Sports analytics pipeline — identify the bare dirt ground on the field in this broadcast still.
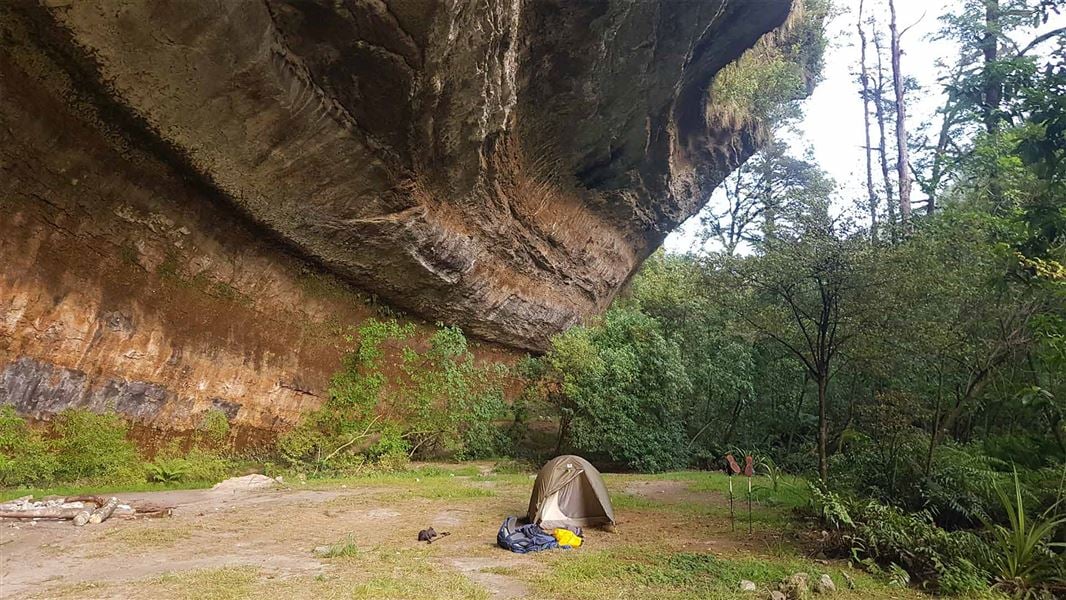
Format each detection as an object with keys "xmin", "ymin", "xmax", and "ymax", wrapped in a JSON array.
[{"xmin": 0, "ymin": 467, "xmax": 902, "ymax": 600}]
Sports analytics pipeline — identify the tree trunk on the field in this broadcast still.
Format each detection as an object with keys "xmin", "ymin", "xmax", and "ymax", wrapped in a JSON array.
[
  {"xmin": 555, "ymin": 415, "xmax": 570, "ymax": 455},
  {"xmin": 858, "ymin": 0, "xmax": 879, "ymax": 239},
  {"xmin": 888, "ymin": 0, "xmax": 912, "ymax": 222},
  {"xmin": 873, "ymin": 27, "xmax": 897, "ymax": 234},
  {"xmin": 982, "ymin": 0, "xmax": 1001, "ymax": 134},
  {"xmin": 721, "ymin": 390, "xmax": 746, "ymax": 445},
  {"xmin": 785, "ymin": 373, "xmax": 808, "ymax": 455},
  {"xmin": 817, "ymin": 375, "xmax": 829, "ymax": 484}
]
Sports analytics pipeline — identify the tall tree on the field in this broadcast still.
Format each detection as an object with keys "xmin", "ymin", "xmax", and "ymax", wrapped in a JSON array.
[
  {"xmin": 982, "ymin": 0, "xmax": 1003, "ymax": 134},
  {"xmin": 872, "ymin": 25, "xmax": 898, "ymax": 231},
  {"xmin": 698, "ymin": 140, "xmax": 834, "ymax": 255},
  {"xmin": 722, "ymin": 214, "xmax": 886, "ymax": 483},
  {"xmin": 858, "ymin": 0, "xmax": 880, "ymax": 238},
  {"xmin": 888, "ymin": 0, "xmax": 913, "ymax": 221}
]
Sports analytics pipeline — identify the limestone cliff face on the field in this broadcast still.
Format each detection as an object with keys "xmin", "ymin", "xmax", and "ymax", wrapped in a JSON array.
[{"xmin": 0, "ymin": 1, "xmax": 800, "ymax": 436}]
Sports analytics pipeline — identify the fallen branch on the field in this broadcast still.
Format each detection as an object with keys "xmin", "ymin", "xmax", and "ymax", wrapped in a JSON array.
[{"xmin": 320, "ymin": 415, "xmax": 381, "ymax": 465}]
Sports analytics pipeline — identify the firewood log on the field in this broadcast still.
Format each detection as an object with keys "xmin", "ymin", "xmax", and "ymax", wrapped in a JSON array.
[
  {"xmin": 0, "ymin": 507, "xmax": 85, "ymax": 519},
  {"xmin": 88, "ymin": 497, "xmax": 119, "ymax": 524}
]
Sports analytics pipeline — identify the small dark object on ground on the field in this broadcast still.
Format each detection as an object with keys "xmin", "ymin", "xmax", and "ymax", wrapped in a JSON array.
[{"xmin": 417, "ymin": 527, "xmax": 450, "ymax": 543}]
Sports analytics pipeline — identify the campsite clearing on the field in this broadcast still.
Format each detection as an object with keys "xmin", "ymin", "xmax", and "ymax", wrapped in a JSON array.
[{"xmin": 2, "ymin": 464, "xmax": 928, "ymax": 599}]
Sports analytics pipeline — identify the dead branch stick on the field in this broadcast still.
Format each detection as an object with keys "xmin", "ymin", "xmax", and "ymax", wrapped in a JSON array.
[{"xmin": 321, "ymin": 415, "xmax": 381, "ymax": 464}]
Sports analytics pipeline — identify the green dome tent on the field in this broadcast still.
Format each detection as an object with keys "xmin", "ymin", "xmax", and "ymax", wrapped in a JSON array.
[{"xmin": 527, "ymin": 455, "xmax": 615, "ymax": 529}]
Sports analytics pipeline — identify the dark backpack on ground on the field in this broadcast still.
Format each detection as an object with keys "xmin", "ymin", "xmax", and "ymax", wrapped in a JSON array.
[{"xmin": 496, "ymin": 516, "xmax": 560, "ymax": 554}]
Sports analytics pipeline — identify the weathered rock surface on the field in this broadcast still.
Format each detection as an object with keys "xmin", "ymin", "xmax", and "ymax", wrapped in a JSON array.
[
  {"xmin": 0, "ymin": 1, "xmax": 809, "ymax": 434},
  {"xmin": 2, "ymin": 0, "xmax": 800, "ymax": 350}
]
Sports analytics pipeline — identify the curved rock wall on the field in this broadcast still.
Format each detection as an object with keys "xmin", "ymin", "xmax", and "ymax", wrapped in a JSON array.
[{"xmin": 0, "ymin": 1, "xmax": 800, "ymax": 436}]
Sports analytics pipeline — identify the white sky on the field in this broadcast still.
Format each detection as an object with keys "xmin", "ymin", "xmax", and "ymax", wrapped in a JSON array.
[{"xmin": 664, "ymin": 0, "xmax": 1065, "ymax": 253}]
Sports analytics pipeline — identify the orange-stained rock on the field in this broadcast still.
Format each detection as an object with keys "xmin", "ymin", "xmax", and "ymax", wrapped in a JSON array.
[{"xmin": 0, "ymin": 0, "xmax": 807, "ymax": 435}]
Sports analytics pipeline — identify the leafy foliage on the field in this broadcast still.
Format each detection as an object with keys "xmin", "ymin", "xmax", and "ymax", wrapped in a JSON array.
[
  {"xmin": 0, "ymin": 406, "xmax": 58, "ymax": 486},
  {"xmin": 982, "ymin": 469, "xmax": 1066, "ymax": 597},
  {"xmin": 49, "ymin": 409, "xmax": 143, "ymax": 484},
  {"xmin": 278, "ymin": 319, "xmax": 510, "ymax": 474},
  {"xmin": 809, "ymin": 486, "xmax": 991, "ymax": 595},
  {"xmin": 528, "ymin": 308, "xmax": 690, "ymax": 472}
]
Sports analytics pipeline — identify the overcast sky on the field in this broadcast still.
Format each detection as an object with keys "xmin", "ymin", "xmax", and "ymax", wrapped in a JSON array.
[{"xmin": 664, "ymin": 0, "xmax": 1065, "ymax": 253}]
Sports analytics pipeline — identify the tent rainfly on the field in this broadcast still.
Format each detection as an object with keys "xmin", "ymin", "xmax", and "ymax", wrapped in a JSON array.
[{"xmin": 527, "ymin": 455, "xmax": 615, "ymax": 529}]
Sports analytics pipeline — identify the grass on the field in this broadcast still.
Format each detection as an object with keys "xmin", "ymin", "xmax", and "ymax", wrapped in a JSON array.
[
  {"xmin": 351, "ymin": 570, "xmax": 490, "ymax": 600},
  {"xmin": 397, "ymin": 480, "xmax": 498, "ymax": 500},
  {"xmin": 104, "ymin": 523, "xmax": 194, "ymax": 550},
  {"xmin": 151, "ymin": 567, "xmax": 259, "ymax": 600},
  {"xmin": 39, "ymin": 567, "xmax": 259, "ymax": 600},
  {"xmin": 0, "ymin": 479, "xmax": 216, "ymax": 502},
  {"xmin": 527, "ymin": 545, "xmax": 926, "ymax": 600},
  {"xmin": 316, "ymin": 534, "xmax": 362, "ymax": 558}
]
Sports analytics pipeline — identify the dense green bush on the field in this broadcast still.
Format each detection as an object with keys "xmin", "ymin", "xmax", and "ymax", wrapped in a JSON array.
[
  {"xmin": 530, "ymin": 308, "xmax": 691, "ymax": 472},
  {"xmin": 0, "ymin": 406, "xmax": 58, "ymax": 486},
  {"xmin": 278, "ymin": 319, "xmax": 511, "ymax": 474},
  {"xmin": 833, "ymin": 431, "xmax": 1006, "ymax": 527},
  {"xmin": 50, "ymin": 409, "xmax": 143, "ymax": 484},
  {"xmin": 0, "ymin": 406, "xmax": 241, "ymax": 488},
  {"xmin": 809, "ymin": 485, "xmax": 991, "ymax": 595}
]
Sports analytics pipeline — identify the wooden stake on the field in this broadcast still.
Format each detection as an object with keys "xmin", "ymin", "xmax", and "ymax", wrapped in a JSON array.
[
  {"xmin": 747, "ymin": 476, "xmax": 753, "ymax": 535},
  {"xmin": 728, "ymin": 476, "xmax": 735, "ymax": 532}
]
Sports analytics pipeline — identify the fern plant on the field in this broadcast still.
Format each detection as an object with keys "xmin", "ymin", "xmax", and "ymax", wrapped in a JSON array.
[
  {"xmin": 982, "ymin": 468, "xmax": 1066, "ymax": 598},
  {"xmin": 146, "ymin": 458, "xmax": 189, "ymax": 483}
]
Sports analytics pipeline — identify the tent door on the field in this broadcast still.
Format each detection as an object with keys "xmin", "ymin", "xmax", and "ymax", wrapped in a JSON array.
[{"xmin": 540, "ymin": 491, "xmax": 569, "ymax": 524}]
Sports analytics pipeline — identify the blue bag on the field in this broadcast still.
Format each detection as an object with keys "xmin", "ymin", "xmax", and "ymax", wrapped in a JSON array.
[{"xmin": 496, "ymin": 516, "xmax": 561, "ymax": 554}]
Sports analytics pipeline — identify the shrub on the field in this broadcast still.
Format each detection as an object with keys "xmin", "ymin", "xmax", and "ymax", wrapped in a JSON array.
[
  {"xmin": 195, "ymin": 409, "xmax": 231, "ymax": 451},
  {"xmin": 532, "ymin": 308, "xmax": 691, "ymax": 472},
  {"xmin": 278, "ymin": 319, "xmax": 511, "ymax": 475},
  {"xmin": 50, "ymin": 409, "xmax": 143, "ymax": 484},
  {"xmin": 0, "ymin": 406, "xmax": 58, "ymax": 486},
  {"xmin": 398, "ymin": 325, "xmax": 510, "ymax": 459},
  {"xmin": 982, "ymin": 469, "xmax": 1066, "ymax": 598},
  {"xmin": 809, "ymin": 485, "xmax": 991, "ymax": 595},
  {"xmin": 832, "ymin": 430, "xmax": 1005, "ymax": 527},
  {"xmin": 148, "ymin": 444, "xmax": 232, "ymax": 484},
  {"xmin": 146, "ymin": 457, "xmax": 189, "ymax": 483}
]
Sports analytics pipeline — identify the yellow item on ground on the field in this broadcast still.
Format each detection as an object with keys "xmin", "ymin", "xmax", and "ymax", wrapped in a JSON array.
[{"xmin": 552, "ymin": 528, "xmax": 583, "ymax": 548}]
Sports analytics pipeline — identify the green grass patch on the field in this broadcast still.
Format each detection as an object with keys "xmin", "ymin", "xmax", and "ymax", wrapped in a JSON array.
[
  {"xmin": 529, "ymin": 545, "xmax": 923, "ymax": 600},
  {"xmin": 612, "ymin": 492, "xmax": 670, "ymax": 510},
  {"xmin": 0, "ymin": 479, "xmax": 215, "ymax": 502},
  {"xmin": 316, "ymin": 534, "xmax": 362, "ymax": 559},
  {"xmin": 396, "ymin": 479, "xmax": 497, "ymax": 500},
  {"xmin": 104, "ymin": 523, "xmax": 194, "ymax": 549},
  {"xmin": 151, "ymin": 566, "xmax": 259, "ymax": 600}
]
